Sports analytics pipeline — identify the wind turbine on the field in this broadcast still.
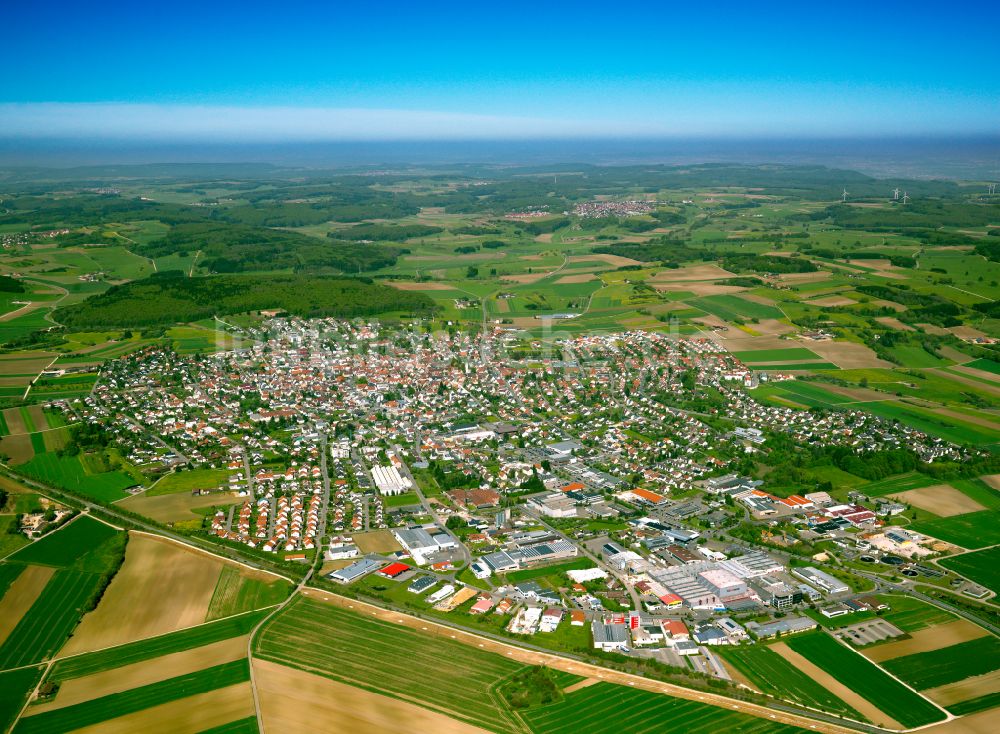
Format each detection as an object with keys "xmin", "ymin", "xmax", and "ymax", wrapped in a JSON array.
[
  {"xmin": 892, "ymin": 187, "xmax": 900, "ymax": 201},
  {"xmin": 989, "ymin": 183, "xmax": 997, "ymax": 195},
  {"xmin": 841, "ymin": 188, "xmax": 849, "ymax": 203},
  {"xmin": 902, "ymin": 191, "xmax": 910, "ymax": 205}
]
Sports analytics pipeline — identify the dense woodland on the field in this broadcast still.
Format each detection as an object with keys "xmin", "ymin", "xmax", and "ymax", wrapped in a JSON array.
[{"xmin": 57, "ymin": 273, "xmax": 435, "ymax": 328}]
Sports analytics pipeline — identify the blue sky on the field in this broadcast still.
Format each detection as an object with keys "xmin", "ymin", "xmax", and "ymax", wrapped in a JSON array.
[{"xmin": 1, "ymin": 1, "xmax": 997, "ymax": 140}]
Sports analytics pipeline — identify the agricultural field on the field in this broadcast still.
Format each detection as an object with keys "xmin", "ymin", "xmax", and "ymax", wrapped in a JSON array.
[
  {"xmin": 783, "ymin": 632, "xmax": 946, "ymax": 728},
  {"xmin": 0, "ymin": 517, "xmax": 126, "ymax": 673},
  {"xmin": 61, "ymin": 532, "xmax": 290, "ymax": 655},
  {"xmin": 881, "ymin": 637, "xmax": 1000, "ymax": 690},
  {"xmin": 147, "ymin": 467, "xmax": 233, "ymax": 496},
  {"xmin": 519, "ymin": 682, "xmax": 809, "ymax": 734},
  {"xmin": 254, "ymin": 595, "xmax": 526, "ymax": 733},
  {"xmin": 717, "ymin": 644, "xmax": 860, "ymax": 718},
  {"xmin": 938, "ymin": 546, "xmax": 1000, "ymax": 594},
  {"xmin": 14, "ymin": 659, "xmax": 252, "ymax": 734}
]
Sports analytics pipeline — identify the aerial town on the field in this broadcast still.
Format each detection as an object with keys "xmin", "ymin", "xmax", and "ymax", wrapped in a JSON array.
[{"xmin": 54, "ymin": 317, "xmax": 984, "ymax": 683}]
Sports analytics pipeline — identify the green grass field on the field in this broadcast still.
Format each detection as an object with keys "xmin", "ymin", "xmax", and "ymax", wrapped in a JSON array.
[
  {"xmin": 8, "ymin": 516, "xmax": 118, "ymax": 568},
  {"xmin": 784, "ymin": 632, "xmax": 946, "ymax": 728},
  {"xmin": 879, "ymin": 596, "xmax": 956, "ymax": 632},
  {"xmin": 0, "ymin": 562, "xmax": 25, "ymax": 596},
  {"xmin": 48, "ymin": 608, "xmax": 268, "ymax": 683},
  {"xmin": 947, "ymin": 692, "xmax": 1000, "ymax": 716},
  {"xmin": 965, "ymin": 358, "xmax": 1000, "ymax": 375},
  {"xmin": 717, "ymin": 645, "xmax": 860, "ymax": 718},
  {"xmin": 882, "ymin": 637, "xmax": 1000, "ymax": 690},
  {"xmin": 148, "ymin": 467, "xmax": 232, "ymax": 497},
  {"xmin": 0, "ymin": 570, "xmax": 103, "ymax": 668},
  {"xmin": 688, "ymin": 294, "xmax": 784, "ymax": 322},
  {"xmin": 731, "ymin": 348, "xmax": 822, "ymax": 363},
  {"xmin": 520, "ymin": 682, "xmax": 810, "ymax": 734},
  {"xmin": 13, "ymin": 660, "xmax": 250, "ymax": 734},
  {"xmin": 859, "ymin": 472, "xmax": 939, "ymax": 497},
  {"xmin": 501, "ymin": 558, "xmax": 597, "ymax": 584},
  {"xmin": 909, "ymin": 510, "xmax": 1000, "ymax": 549},
  {"xmin": 0, "ymin": 666, "xmax": 44, "ymax": 734},
  {"xmin": 254, "ymin": 596, "xmax": 525, "ymax": 733},
  {"xmin": 205, "ymin": 567, "xmax": 290, "ymax": 621},
  {"xmin": 938, "ymin": 546, "xmax": 1000, "ymax": 594},
  {"xmin": 17, "ymin": 453, "xmax": 136, "ymax": 502},
  {"xmin": 855, "ymin": 401, "xmax": 1000, "ymax": 446},
  {"xmin": 196, "ymin": 717, "xmax": 260, "ymax": 734}
]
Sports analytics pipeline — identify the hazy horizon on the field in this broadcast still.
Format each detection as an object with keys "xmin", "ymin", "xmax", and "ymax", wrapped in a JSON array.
[{"xmin": 1, "ymin": 136, "xmax": 998, "ymax": 181}]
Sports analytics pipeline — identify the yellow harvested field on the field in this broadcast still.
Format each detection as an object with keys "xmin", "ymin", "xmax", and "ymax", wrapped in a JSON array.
[
  {"xmin": 385, "ymin": 281, "xmax": 457, "ymax": 291},
  {"xmin": 0, "ymin": 356, "xmax": 56, "ymax": 379},
  {"xmin": 567, "ymin": 253, "xmax": 643, "ymax": 267},
  {"xmin": 25, "ymin": 405, "xmax": 48, "ymax": 431},
  {"xmin": 118, "ymin": 491, "xmax": 240, "ymax": 524},
  {"xmin": 981, "ymin": 474, "xmax": 1000, "ymax": 490},
  {"xmin": 353, "ymin": 529, "xmax": 403, "ymax": 554},
  {"xmin": 776, "ymin": 271, "xmax": 832, "ymax": 283},
  {"xmin": 890, "ymin": 486, "xmax": 987, "ymax": 518},
  {"xmin": 0, "ymin": 565, "xmax": 55, "ymax": 646},
  {"xmin": 807, "ymin": 295, "xmax": 856, "ymax": 307},
  {"xmin": 925, "ymin": 669, "xmax": 1000, "ymax": 707},
  {"xmin": 864, "ymin": 620, "xmax": 989, "ymax": 662},
  {"xmin": 798, "ymin": 340, "xmax": 893, "ymax": 369},
  {"xmin": 949, "ymin": 325, "xmax": 988, "ymax": 339},
  {"xmin": 562, "ymin": 678, "xmax": 601, "ymax": 694},
  {"xmin": 752, "ymin": 319, "xmax": 795, "ymax": 336},
  {"xmin": 649, "ymin": 264, "xmax": 736, "ymax": 281},
  {"xmin": 254, "ymin": 658, "xmax": 491, "ymax": 734},
  {"xmin": 554, "ymin": 273, "xmax": 598, "ymax": 284},
  {"xmin": 0, "ymin": 303, "xmax": 47, "ymax": 322},
  {"xmin": 875, "ymin": 317, "xmax": 915, "ymax": 331},
  {"xmin": 61, "ymin": 533, "xmax": 225, "ymax": 654},
  {"xmin": 2, "ymin": 407, "xmax": 28, "ymax": 435},
  {"xmin": 950, "ymin": 363, "xmax": 1000, "ymax": 384},
  {"xmin": 501, "ymin": 270, "xmax": 556, "ymax": 283},
  {"xmin": 69, "ymin": 682, "xmax": 254, "ymax": 734},
  {"xmin": 0, "ymin": 433, "xmax": 35, "ymax": 465},
  {"xmin": 916, "ymin": 323, "xmax": 951, "ymax": 335},
  {"xmin": 27, "ymin": 636, "xmax": 249, "ymax": 714},
  {"xmin": 654, "ymin": 283, "xmax": 745, "ymax": 296},
  {"xmin": 770, "ymin": 642, "xmax": 903, "ymax": 730},
  {"xmin": 923, "ymin": 705, "xmax": 1000, "ymax": 734}
]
